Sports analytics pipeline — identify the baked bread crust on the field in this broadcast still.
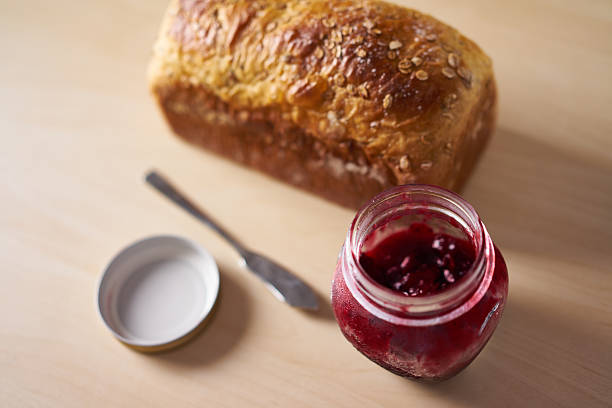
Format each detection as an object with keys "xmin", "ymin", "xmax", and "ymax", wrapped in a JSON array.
[{"xmin": 148, "ymin": 0, "xmax": 497, "ymax": 208}]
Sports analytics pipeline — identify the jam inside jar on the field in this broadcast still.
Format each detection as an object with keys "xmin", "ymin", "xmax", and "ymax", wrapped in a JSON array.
[{"xmin": 331, "ymin": 185, "xmax": 508, "ymax": 381}]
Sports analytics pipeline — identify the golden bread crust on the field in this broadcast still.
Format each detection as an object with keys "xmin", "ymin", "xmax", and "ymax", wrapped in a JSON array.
[{"xmin": 149, "ymin": 0, "xmax": 497, "ymax": 208}]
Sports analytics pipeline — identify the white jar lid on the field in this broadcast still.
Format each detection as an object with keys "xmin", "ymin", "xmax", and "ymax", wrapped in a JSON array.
[{"xmin": 97, "ymin": 235, "xmax": 219, "ymax": 352}]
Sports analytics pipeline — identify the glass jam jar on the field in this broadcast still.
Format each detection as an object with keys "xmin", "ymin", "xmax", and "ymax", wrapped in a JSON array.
[{"xmin": 332, "ymin": 185, "xmax": 508, "ymax": 381}]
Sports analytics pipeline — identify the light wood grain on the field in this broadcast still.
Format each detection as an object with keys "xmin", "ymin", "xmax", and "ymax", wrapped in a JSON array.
[{"xmin": 1, "ymin": 0, "xmax": 611, "ymax": 407}]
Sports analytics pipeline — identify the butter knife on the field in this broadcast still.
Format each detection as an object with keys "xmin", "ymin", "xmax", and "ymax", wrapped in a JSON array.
[{"xmin": 145, "ymin": 170, "xmax": 319, "ymax": 311}]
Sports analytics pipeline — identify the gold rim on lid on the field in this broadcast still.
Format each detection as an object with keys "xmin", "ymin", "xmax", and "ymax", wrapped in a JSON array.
[{"xmin": 97, "ymin": 235, "xmax": 220, "ymax": 352}]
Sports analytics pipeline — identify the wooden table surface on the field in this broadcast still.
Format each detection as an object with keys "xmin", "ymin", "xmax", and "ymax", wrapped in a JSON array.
[{"xmin": 2, "ymin": 0, "xmax": 611, "ymax": 406}]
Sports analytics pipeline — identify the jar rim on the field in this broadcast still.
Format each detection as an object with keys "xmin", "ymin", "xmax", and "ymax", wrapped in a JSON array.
[{"xmin": 346, "ymin": 184, "xmax": 492, "ymax": 317}]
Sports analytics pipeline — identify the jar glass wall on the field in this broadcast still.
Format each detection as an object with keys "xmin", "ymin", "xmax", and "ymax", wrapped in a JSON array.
[{"xmin": 331, "ymin": 185, "xmax": 508, "ymax": 381}]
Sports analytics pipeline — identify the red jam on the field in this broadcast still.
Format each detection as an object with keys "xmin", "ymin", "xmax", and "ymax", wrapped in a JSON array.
[
  {"xmin": 331, "ymin": 185, "xmax": 509, "ymax": 381},
  {"xmin": 359, "ymin": 223, "xmax": 475, "ymax": 296}
]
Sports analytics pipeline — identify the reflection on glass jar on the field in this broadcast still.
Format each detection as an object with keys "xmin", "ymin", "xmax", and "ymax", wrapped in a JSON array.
[{"xmin": 332, "ymin": 185, "xmax": 508, "ymax": 381}]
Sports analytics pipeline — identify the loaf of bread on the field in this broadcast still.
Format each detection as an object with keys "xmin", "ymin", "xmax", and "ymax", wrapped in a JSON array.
[{"xmin": 148, "ymin": 0, "xmax": 496, "ymax": 208}]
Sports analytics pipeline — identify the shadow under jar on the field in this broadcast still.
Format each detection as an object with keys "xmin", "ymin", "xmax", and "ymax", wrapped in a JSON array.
[{"xmin": 332, "ymin": 185, "xmax": 508, "ymax": 381}]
